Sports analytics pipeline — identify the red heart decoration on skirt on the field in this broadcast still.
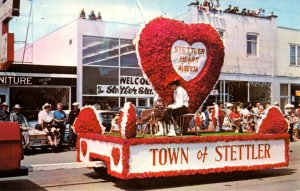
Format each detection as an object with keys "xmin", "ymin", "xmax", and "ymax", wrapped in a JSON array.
[
  {"xmin": 111, "ymin": 146, "xmax": 121, "ymax": 166},
  {"xmin": 137, "ymin": 17, "xmax": 224, "ymax": 112},
  {"xmin": 81, "ymin": 140, "xmax": 88, "ymax": 157}
]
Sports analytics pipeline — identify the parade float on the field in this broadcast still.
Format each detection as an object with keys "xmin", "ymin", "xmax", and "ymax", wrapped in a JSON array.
[{"xmin": 75, "ymin": 17, "xmax": 289, "ymax": 180}]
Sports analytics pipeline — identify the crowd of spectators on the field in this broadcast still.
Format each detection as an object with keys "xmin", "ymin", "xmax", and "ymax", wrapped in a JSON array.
[
  {"xmin": 224, "ymin": 5, "xmax": 271, "ymax": 17},
  {"xmin": 79, "ymin": 8, "xmax": 102, "ymax": 21},
  {"xmin": 189, "ymin": 101, "xmax": 299, "ymax": 142},
  {"xmin": 0, "ymin": 102, "xmax": 80, "ymax": 152},
  {"xmin": 188, "ymin": 0, "xmax": 275, "ymax": 18},
  {"xmin": 188, "ymin": 0, "xmax": 223, "ymax": 17}
]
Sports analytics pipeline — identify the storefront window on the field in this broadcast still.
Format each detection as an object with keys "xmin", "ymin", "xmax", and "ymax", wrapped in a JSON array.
[
  {"xmin": 83, "ymin": 36, "xmax": 119, "ymax": 66},
  {"xmin": 82, "ymin": 96, "xmax": 119, "ymax": 110},
  {"xmin": 120, "ymin": 68, "xmax": 143, "ymax": 76},
  {"xmin": 249, "ymin": 82, "xmax": 271, "ymax": 103},
  {"xmin": 228, "ymin": 81, "xmax": 248, "ymax": 102},
  {"xmin": 83, "ymin": 66, "xmax": 119, "ymax": 94},
  {"xmin": 126, "ymin": 97, "xmax": 137, "ymax": 105},
  {"xmin": 291, "ymin": 84, "xmax": 300, "ymax": 107},
  {"xmin": 121, "ymin": 53, "xmax": 139, "ymax": 67},
  {"xmin": 82, "ymin": 36, "xmax": 154, "ymax": 108},
  {"xmin": 138, "ymin": 98, "xmax": 147, "ymax": 106}
]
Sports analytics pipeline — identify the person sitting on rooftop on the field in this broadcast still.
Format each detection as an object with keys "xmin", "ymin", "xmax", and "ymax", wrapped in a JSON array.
[
  {"xmin": 241, "ymin": 8, "xmax": 247, "ymax": 15},
  {"xmin": 96, "ymin": 12, "xmax": 102, "ymax": 21},
  {"xmin": 224, "ymin": 4, "xmax": 232, "ymax": 12},
  {"xmin": 79, "ymin": 8, "xmax": 86, "ymax": 19},
  {"xmin": 258, "ymin": 8, "xmax": 265, "ymax": 16},
  {"xmin": 231, "ymin": 6, "xmax": 239, "ymax": 13},
  {"xmin": 188, "ymin": 0, "xmax": 199, "ymax": 6},
  {"xmin": 202, "ymin": 0, "xmax": 210, "ymax": 15},
  {"xmin": 89, "ymin": 10, "xmax": 96, "ymax": 20}
]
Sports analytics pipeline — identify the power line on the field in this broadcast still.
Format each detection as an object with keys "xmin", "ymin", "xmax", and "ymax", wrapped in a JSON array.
[{"xmin": 21, "ymin": 0, "xmax": 33, "ymax": 65}]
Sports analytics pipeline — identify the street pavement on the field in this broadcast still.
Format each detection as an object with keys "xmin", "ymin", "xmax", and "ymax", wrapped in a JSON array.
[{"xmin": 0, "ymin": 141, "xmax": 299, "ymax": 191}]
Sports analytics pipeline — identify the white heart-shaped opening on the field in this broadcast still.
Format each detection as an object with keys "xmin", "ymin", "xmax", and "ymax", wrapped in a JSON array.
[{"xmin": 171, "ymin": 40, "xmax": 207, "ymax": 81}]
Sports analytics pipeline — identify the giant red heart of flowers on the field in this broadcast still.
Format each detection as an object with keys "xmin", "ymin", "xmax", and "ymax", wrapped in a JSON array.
[{"xmin": 137, "ymin": 17, "xmax": 225, "ymax": 112}]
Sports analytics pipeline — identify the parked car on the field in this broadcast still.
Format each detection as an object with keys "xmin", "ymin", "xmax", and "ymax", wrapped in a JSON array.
[
  {"xmin": 96, "ymin": 110, "xmax": 119, "ymax": 132},
  {"xmin": 25, "ymin": 110, "xmax": 70, "ymax": 149}
]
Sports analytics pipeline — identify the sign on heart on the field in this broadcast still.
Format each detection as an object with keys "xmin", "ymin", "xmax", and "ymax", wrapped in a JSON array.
[
  {"xmin": 136, "ymin": 17, "xmax": 224, "ymax": 112},
  {"xmin": 171, "ymin": 40, "xmax": 207, "ymax": 81}
]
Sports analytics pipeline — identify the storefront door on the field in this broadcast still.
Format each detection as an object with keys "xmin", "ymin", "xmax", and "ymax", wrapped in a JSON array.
[
  {"xmin": 0, "ymin": 87, "xmax": 9, "ymax": 105},
  {"xmin": 0, "ymin": 94, "xmax": 7, "ymax": 104}
]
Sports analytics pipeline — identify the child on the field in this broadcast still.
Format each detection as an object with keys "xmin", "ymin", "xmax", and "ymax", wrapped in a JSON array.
[{"xmin": 110, "ymin": 114, "xmax": 120, "ymax": 133}]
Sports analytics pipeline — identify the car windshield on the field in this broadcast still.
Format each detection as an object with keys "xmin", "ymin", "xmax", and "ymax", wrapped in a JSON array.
[{"xmin": 102, "ymin": 114, "xmax": 114, "ymax": 121}]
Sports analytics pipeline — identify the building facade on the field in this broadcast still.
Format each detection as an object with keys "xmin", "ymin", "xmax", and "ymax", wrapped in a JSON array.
[{"xmin": 14, "ymin": 5, "xmax": 300, "ymax": 111}]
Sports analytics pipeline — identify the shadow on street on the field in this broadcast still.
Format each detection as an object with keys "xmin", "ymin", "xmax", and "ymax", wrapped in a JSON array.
[
  {"xmin": 0, "ymin": 179, "xmax": 47, "ymax": 191},
  {"xmin": 83, "ymin": 168, "xmax": 297, "ymax": 190}
]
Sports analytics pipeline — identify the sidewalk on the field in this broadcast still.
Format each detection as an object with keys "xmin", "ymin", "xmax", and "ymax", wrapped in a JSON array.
[{"xmin": 22, "ymin": 150, "xmax": 77, "ymax": 166}]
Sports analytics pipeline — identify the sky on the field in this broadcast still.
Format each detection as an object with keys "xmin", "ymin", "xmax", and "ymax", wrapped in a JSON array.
[{"xmin": 9, "ymin": 0, "xmax": 300, "ymax": 50}]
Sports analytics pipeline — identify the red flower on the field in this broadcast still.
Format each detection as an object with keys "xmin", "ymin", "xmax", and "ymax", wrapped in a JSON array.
[
  {"xmin": 137, "ymin": 17, "xmax": 224, "ymax": 112},
  {"xmin": 258, "ymin": 106, "xmax": 289, "ymax": 134},
  {"xmin": 118, "ymin": 102, "xmax": 137, "ymax": 139},
  {"xmin": 73, "ymin": 106, "xmax": 105, "ymax": 135}
]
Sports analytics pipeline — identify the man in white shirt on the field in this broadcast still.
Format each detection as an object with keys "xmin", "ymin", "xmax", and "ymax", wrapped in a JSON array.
[
  {"xmin": 166, "ymin": 80, "xmax": 189, "ymax": 136},
  {"xmin": 38, "ymin": 103, "xmax": 58, "ymax": 147}
]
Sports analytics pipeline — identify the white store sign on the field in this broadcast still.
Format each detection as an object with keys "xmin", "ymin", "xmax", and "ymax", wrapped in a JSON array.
[{"xmin": 97, "ymin": 76, "xmax": 154, "ymax": 96}]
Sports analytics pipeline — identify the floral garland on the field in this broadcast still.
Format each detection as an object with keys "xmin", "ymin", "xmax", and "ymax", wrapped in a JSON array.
[
  {"xmin": 78, "ymin": 133, "xmax": 289, "ymax": 145},
  {"xmin": 73, "ymin": 106, "xmax": 105, "ymax": 135},
  {"xmin": 118, "ymin": 102, "xmax": 137, "ymax": 139},
  {"xmin": 257, "ymin": 106, "xmax": 289, "ymax": 134},
  {"xmin": 136, "ymin": 17, "xmax": 224, "ymax": 113},
  {"xmin": 77, "ymin": 133, "xmax": 289, "ymax": 179}
]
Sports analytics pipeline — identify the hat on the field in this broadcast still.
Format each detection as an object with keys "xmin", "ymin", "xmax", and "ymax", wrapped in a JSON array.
[
  {"xmin": 1, "ymin": 102, "xmax": 8, "ymax": 106},
  {"xmin": 226, "ymin": 103, "xmax": 233, "ymax": 107},
  {"xmin": 42, "ymin": 103, "xmax": 51, "ymax": 109},
  {"xmin": 166, "ymin": 77, "xmax": 180, "ymax": 87},
  {"xmin": 72, "ymin": 102, "xmax": 80, "ymax": 106},
  {"xmin": 285, "ymin": 103, "xmax": 294, "ymax": 108},
  {"xmin": 13, "ymin": 104, "xmax": 22, "ymax": 109}
]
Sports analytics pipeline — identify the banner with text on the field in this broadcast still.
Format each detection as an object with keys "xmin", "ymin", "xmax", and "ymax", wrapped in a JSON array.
[
  {"xmin": 97, "ymin": 76, "xmax": 154, "ymax": 96},
  {"xmin": 128, "ymin": 140, "xmax": 286, "ymax": 173}
]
